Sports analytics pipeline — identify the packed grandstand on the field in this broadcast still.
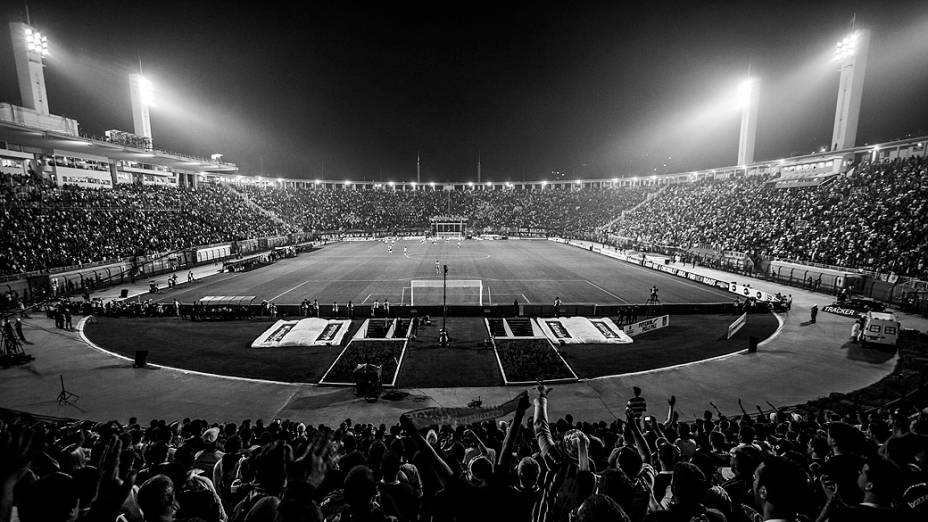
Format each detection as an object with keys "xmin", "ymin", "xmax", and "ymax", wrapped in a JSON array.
[{"xmin": 2, "ymin": 153, "xmax": 927, "ymax": 279}]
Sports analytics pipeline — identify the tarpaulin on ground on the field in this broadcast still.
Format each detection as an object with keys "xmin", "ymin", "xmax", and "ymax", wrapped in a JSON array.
[
  {"xmin": 404, "ymin": 392, "xmax": 527, "ymax": 429},
  {"xmin": 537, "ymin": 317, "xmax": 633, "ymax": 344},
  {"xmin": 251, "ymin": 318, "xmax": 351, "ymax": 348}
]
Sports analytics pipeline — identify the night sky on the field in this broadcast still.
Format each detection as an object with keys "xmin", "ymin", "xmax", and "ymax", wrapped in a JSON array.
[{"xmin": 1, "ymin": 1, "xmax": 927, "ymax": 181}]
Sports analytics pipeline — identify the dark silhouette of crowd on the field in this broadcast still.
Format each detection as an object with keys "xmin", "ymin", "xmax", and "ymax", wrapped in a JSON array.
[
  {"xmin": 0, "ymin": 184, "xmax": 290, "ymax": 275},
  {"xmin": 610, "ymin": 157, "xmax": 928, "ymax": 278},
  {"xmin": 240, "ymin": 186, "xmax": 653, "ymax": 237},
  {"xmin": 1, "ymin": 385, "xmax": 926, "ymax": 522}
]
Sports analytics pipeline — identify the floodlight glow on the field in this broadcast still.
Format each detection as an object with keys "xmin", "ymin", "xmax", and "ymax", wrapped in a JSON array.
[
  {"xmin": 612, "ymin": 178, "xmax": 618, "ymax": 183},
  {"xmin": 575, "ymin": 180, "xmax": 582, "ymax": 185},
  {"xmin": 541, "ymin": 180, "xmax": 547, "ymax": 186},
  {"xmin": 486, "ymin": 181, "xmax": 491, "ymax": 186},
  {"xmin": 834, "ymin": 32, "xmax": 860, "ymax": 61},
  {"xmin": 388, "ymin": 181, "xmax": 395, "ymax": 186},
  {"xmin": 467, "ymin": 181, "xmax": 473, "ymax": 186},
  {"xmin": 138, "ymin": 76, "xmax": 155, "ymax": 107},
  {"xmin": 314, "ymin": 179, "xmax": 320, "ymax": 184},
  {"xmin": 24, "ymin": 29, "xmax": 49, "ymax": 57},
  {"xmin": 411, "ymin": 181, "xmax": 417, "ymax": 187},
  {"xmin": 429, "ymin": 181, "xmax": 435, "ymax": 186},
  {"xmin": 735, "ymin": 78, "xmax": 756, "ymax": 109},
  {"xmin": 344, "ymin": 180, "xmax": 352, "ymax": 185}
]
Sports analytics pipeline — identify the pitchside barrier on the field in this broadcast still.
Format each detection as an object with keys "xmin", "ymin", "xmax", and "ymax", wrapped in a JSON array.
[{"xmin": 177, "ymin": 301, "xmax": 765, "ymax": 319}]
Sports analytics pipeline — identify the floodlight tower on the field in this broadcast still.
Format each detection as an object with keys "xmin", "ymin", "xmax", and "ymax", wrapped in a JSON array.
[
  {"xmin": 831, "ymin": 29, "xmax": 870, "ymax": 151},
  {"xmin": 9, "ymin": 22, "xmax": 51, "ymax": 115},
  {"xmin": 129, "ymin": 73, "xmax": 154, "ymax": 144},
  {"xmin": 736, "ymin": 78, "xmax": 759, "ymax": 166}
]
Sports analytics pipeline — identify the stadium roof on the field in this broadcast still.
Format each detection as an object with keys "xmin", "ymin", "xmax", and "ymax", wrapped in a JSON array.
[{"xmin": 0, "ymin": 120, "xmax": 236, "ymax": 173}]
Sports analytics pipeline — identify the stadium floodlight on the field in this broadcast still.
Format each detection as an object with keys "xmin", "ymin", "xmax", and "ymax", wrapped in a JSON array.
[
  {"xmin": 429, "ymin": 181, "xmax": 435, "ymax": 187},
  {"xmin": 574, "ymin": 180, "xmax": 582, "ymax": 185},
  {"xmin": 344, "ymin": 180, "xmax": 352, "ymax": 185},
  {"xmin": 467, "ymin": 181, "xmax": 473, "ymax": 187},
  {"xmin": 137, "ymin": 76, "xmax": 155, "ymax": 107},
  {"xmin": 735, "ymin": 78, "xmax": 756, "ymax": 110},
  {"xmin": 611, "ymin": 178, "xmax": 618, "ymax": 183},
  {"xmin": 834, "ymin": 31, "xmax": 859, "ymax": 62},
  {"xmin": 388, "ymin": 181, "xmax": 395, "ymax": 186},
  {"xmin": 24, "ymin": 27, "xmax": 49, "ymax": 57},
  {"xmin": 411, "ymin": 181, "xmax": 417, "ymax": 187},
  {"xmin": 485, "ymin": 181, "xmax": 491, "ymax": 186},
  {"xmin": 314, "ymin": 179, "xmax": 320, "ymax": 184}
]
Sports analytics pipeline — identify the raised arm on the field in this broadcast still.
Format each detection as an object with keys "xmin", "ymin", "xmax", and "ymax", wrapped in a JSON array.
[
  {"xmin": 497, "ymin": 392, "xmax": 530, "ymax": 474},
  {"xmin": 663, "ymin": 395, "xmax": 676, "ymax": 428},
  {"xmin": 400, "ymin": 415, "xmax": 453, "ymax": 486},
  {"xmin": 625, "ymin": 408, "xmax": 652, "ymax": 465},
  {"xmin": 533, "ymin": 383, "xmax": 562, "ymax": 461}
]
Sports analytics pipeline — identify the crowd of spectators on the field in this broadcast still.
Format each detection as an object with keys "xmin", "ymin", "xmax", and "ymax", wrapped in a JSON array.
[
  {"xmin": 3, "ymin": 155, "xmax": 926, "ymax": 279},
  {"xmin": 0, "ymin": 184, "xmax": 290, "ymax": 275},
  {"xmin": 240, "ymin": 186, "xmax": 653, "ymax": 237},
  {"xmin": 610, "ymin": 157, "xmax": 928, "ymax": 278},
  {"xmin": 1, "ymin": 385, "xmax": 926, "ymax": 522}
]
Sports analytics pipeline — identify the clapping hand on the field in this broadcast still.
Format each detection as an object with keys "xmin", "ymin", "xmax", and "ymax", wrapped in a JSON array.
[
  {"xmin": 91, "ymin": 435, "xmax": 137, "ymax": 518},
  {"xmin": 294, "ymin": 432, "xmax": 335, "ymax": 488},
  {"xmin": 0, "ymin": 422, "xmax": 36, "ymax": 487},
  {"xmin": 536, "ymin": 382, "xmax": 552, "ymax": 400}
]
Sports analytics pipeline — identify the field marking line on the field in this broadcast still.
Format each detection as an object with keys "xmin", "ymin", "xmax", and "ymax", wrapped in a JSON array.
[
  {"xmin": 270, "ymin": 280, "xmax": 312, "ymax": 301},
  {"xmin": 584, "ymin": 280, "xmax": 630, "ymax": 303},
  {"xmin": 521, "ymin": 293, "xmax": 531, "ymax": 304},
  {"xmin": 401, "ymin": 287, "xmax": 407, "ymax": 305},
  {"xmin": 486, "ymin": 284, "xmax": 492, "ymax": 305},
  {"xmin": 361, "ymin": 294, "xmax": 372, "ymax": 304}
]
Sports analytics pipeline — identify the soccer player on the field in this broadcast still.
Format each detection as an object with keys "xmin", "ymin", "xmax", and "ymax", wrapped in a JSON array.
[
  {"xmin": 435, "ymin": 259, "xmax": 440, "ymax": 274},
  {"xmin": 388, "ymin": 245, "xmax": 393, "ymax": 254},
  {"xmin": 403, "ymin": 246, "xmax": 408, "ymax": 255}
]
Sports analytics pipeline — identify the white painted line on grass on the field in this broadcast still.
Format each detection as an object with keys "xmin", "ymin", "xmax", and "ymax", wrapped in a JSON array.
[
  {"xmin": 585, "ymin": 280, "xmax": 629, "ymax": 303},
  {"xmin": 270, "ymin": 280, "xmax": 312, "ymax": 301},
  {"xmin": 522, "ymin": 293, "xmax": 531, "ymax": 304}
]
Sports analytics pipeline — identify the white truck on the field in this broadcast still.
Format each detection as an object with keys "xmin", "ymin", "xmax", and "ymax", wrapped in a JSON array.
[{"xmin": 860, "ymin": 311, "xmax": 900, "ymax": 347}]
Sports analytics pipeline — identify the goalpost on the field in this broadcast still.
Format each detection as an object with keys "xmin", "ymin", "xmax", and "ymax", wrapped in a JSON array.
[{"xmin": 410, "ymin": 280, "xmax": 484, "ymax": 306}]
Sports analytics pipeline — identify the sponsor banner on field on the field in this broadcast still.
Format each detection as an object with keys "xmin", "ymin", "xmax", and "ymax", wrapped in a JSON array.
[
  {"xmin": 404, "ymin": 392, "xmax": 527, "ymax": 429},
  {"xmin": 537, "ymin": 317, "xmax": 633, "ymax": 345},
  {"xmin": 622, "ymin": 315, "xmax": 670, "ymax": 337},
  {"xmin": 727, "ymin": 312, "xmax": 747, "ymax": 340},
  {"xmin": 728, "ymin": 282, "xmax": 778, "ymax": 302},
  {"xmin": 822, "ymin": 305, "xmax": 862, "ymax": 317},
  {"xmin": 251, "ymin": 318, "xmax": 351, "ymax": 348}
]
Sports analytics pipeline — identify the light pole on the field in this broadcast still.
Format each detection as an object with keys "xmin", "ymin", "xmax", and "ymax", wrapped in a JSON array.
[
  {"xmin": 831, "ymin": 29, "xmax": 870, "ymax": 151},
  {"xmin": 736, "ymin": 77, "xmax": 759, "ymax": 166}
]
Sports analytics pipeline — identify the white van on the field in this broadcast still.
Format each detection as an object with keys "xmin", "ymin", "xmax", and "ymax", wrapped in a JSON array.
[{"xmin": 860, "ymin": 312, "xmax": 900, "ymax": 347}]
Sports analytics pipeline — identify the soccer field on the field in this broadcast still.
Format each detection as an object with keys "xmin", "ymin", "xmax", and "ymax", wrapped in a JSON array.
[{"xmin": 153, "ymin": 239, "xmax": 731, "ymax": 306}]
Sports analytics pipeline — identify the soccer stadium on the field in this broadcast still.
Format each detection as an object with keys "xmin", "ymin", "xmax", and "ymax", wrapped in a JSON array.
[{"xmin": 1, "ymin": 2, "xmax": 928, "ymax": 522}]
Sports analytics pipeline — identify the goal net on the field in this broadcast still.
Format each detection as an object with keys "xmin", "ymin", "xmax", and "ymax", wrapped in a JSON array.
[{"xmin": 410, "ymin": 280, "xmax": 483, "ymax": 306}]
